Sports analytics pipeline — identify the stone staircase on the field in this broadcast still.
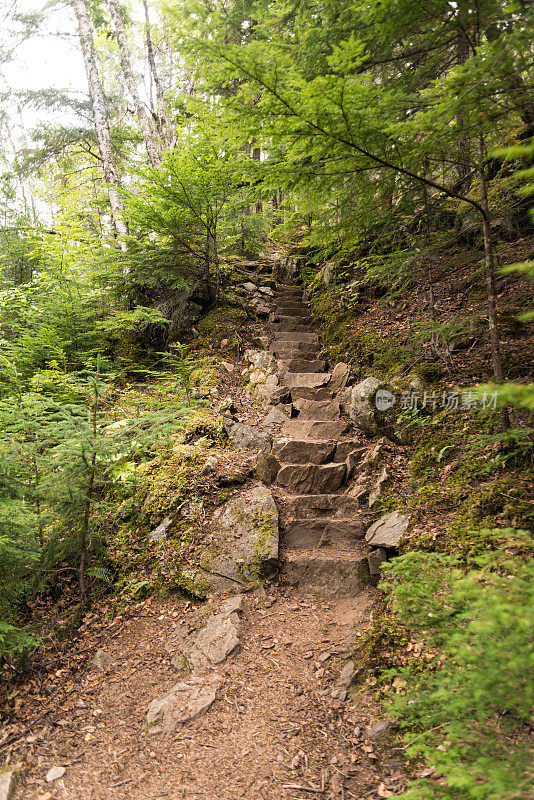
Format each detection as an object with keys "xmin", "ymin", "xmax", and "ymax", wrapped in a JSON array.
[{"xmin": 268, "ymin": 285, "xmax": 370, "ymax": 597}]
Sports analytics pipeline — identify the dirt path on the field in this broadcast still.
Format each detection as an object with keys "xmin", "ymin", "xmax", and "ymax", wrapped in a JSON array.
[{"xmin": 12, "ymin": 586, "xmax": 408, "ymax": 800}]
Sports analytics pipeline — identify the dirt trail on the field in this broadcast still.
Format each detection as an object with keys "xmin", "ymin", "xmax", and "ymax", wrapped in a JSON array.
[{"xmin": 11, "ymin": 587, "xmax": 411, "ymax": 800}]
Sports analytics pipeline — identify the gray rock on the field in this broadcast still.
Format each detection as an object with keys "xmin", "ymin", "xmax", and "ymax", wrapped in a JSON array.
[
  {"xmin": 201, "ymin": 456, "xmax": 218, "ymax": 476},
  {"xmin": 222, "ymin": 417, "xmax": 272, "ymax": 452},
  {"xmin": 257, "ymin": 374, "xmax": 280, "ymax": 401},
  {"xmin": 189, "ymin": 612, "xmax": 240, "ymax": 669},
  {"xmin": 293, "ymin": 398, "xmax": 340, "ymax": 420},
  {"xmin": 330, "ymin": 362, "xmax": 351, "ymax": 392},
  {"xmin": 0, "ymin": 768, "xmax": 18, "ymax": 800},
  {"xmin": 149, "ymin": 516, "xmax": 173, "ymax": 542},
  {"xmin": 276, "ymin": 463, "xmax": 346, "ymax": 494},
  {"xmin": 208, "ymin": 485, "xmax": 279, "ymax": 585},
  {"xmin": 91, "ymin": 649, "xmax": 115, "ymax": 670},
  {"xmin": 365, "ymin": 512, "xmax": 409, "ymax": 548},
  {"xmin": 273, "ymin": 439, "xmax": 336, "ymax": 465},
  {"xmin": 244, "ymin": 349, "xmax": 276, "ymax": 372},
  {"xmin": 255, "ymin": 451, "xmax": 280, "ymax": 485},
  {"xmin": 218, "ymin": 396, "xmax": 237, "ymax": 414},
  {"xmin": 283, "ymin": 372, "xmax": 330, "ymax": 389},
  {"xmin": 349, "ymin": 377, "xmax": 382, "ymax": 434},
  {"xmin": 268, "ymin": 386, "xmax": 291, "ymax": 405},
  {"xmin": 243, "ymin": 281, "xmax": 258, "ymax": 292},
  {"xmin": 339, "ymin": 661, "xmax": 359, "ymax": 688},
  {"xmin": 367, "ymin": 719, "xmax": 391, "ymax": 740},
  {"xmin": 262, "ymin": 406, "xmax": 290, "ymax": 427},
  {"xmin": 367, "ymin": 547, "xmax": 387, "ymax": 576},
  {"xmin": 219, "ymin": 595, "xmax": 244, "ymax": 616},
  {"xmin": 46, "ymin": 766, "xmax": 66, "ymax": 783},
  {"xmin": 146, "ymin": 675, "xmax": 222, "ymax": 735}
]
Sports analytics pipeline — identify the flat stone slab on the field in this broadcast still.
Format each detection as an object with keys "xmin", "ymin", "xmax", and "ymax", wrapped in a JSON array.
[
  {"xmin": 294, "ymin": 398, "xmax": 341, "ymax": 420},
  {"xmin": 281, "ymin": 552, "xmax": 369, "ymax": 597},
  {"xmin": 280, "ymin": 493, "xmax": 361, "ymax": 519},
  {"xmin": 278, "ymin": 359, "xmax": 327, "ymax": 374},
  {"xmin": 283, "ymin": 372, "xmax": 331, "ymax": 389},
  {"xmin": 284, "ymin": 519, "xmax": 365, "ymax": 548},
  {"xmin": 290, "ymin": 386, "xmax": 335, "ymax": 401},
  {"xmin": 272, "ymin": 332, "xmax": 319, "ymax": 343},
  {"xmin": 365, "ymin": 511, "xmax": 409, "ymax": 548},
  {"xmin": 271, "ymin": 343, "xmax": 321, "ymax": 357},
  {"xmin": 273, "ymin": 439, "xmax": 336, "ymax": 465},
  {"xmin": 276, "ymin": 462, "xmax": 346, "ymax": 494},
  {"xmin": 281, "ymin": 420, "xmax": 351, "ymax": 440},
  {"xmin": 147, "ymin": 675, "xmax": 222, "ymax": 734},
  {"xmin": 271, "ymin": 323, "xmax": 313, "ymax": 333},
  {"xmin": 188, "ymin": 612, "xmax": 240, "ymax": 670},
  {"xmin": 275, "ymin": 314, "xmax": 312, "ymax": 324}
]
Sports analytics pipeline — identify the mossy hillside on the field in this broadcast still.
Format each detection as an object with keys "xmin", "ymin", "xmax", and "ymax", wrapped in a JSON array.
[
  {"xmin": 307, "ymin": 284, "xmax": 411, "ymax": 377},
  {"xmin": 192, "ymin": 302, "xmax": 248, "ymax": 355},
  {"xmin": 376, "ymin": 406, "xmax": 534, "ymax": 558}
]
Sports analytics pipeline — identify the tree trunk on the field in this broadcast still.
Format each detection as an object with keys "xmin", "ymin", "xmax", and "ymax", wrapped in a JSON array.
[
  {"xmin": 72, "ymin": 0, "xmax": 128, "ymax": 241},
  {"xmin": 477, "ymin": 133, "xmax": 510, "ymax": 429},
  {"xmin": 142, "ymin": 0, "xmax": 173, "ymax": 150},
  {"xmin": 108, "ymin": 0, "xmax": 161, "ymax": 166}
]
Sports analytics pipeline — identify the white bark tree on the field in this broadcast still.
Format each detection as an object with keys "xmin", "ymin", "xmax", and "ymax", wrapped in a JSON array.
[
  {"xmin": 108, "ymin": 0, "xmax": 162, "ymax": 166},
  {"xmin": 142, "ymin": 0, "xmax": 174, "ymax": 150},
  {"xmin": 72, "ymin": 0, "xmax": 128, "ymax": 241}
]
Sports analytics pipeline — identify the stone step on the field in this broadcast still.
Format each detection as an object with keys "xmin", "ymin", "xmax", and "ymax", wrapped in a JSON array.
[
  {"xmin": 283, "ymin": 518, "xmax": 366, "ymax": 549},
  {"xmin": 276, "ymin": 462, "xmax": 347, "ymax": 494},
  {"xmin": 281, "ymin": 419, "xmax": 352, "ymax": 439},
  {"xmin": 278, "ymin": 359, "xmax": 327, "ymax": 374},
  {"xmin": 270, "ymin": 323, "xmax": 315, "ymax": 333},
  {"xmin": 282, "ymin": 372, "xmax": 331, "ymax": 389},
  {"xmin": 293, "ymin": 398, "xmax": 341, "ymax": 420},
  {"xmin": 272, "ymin": 343, "xmax": 321, "ymax": 358},
  {"xmin": 273, "ymin": 314, "xmax": 313, "ymax": 325},
  {"xmin": 290, "ymin": 386, "xmax": 335, "ymax": 401},
  {"xmin": 280, "ymin": 551, "xmax": 370, "ymax": 597},
  {"xmin": 276, "ymin": 492, "xmax": 362, "ymax": 519},
  {"xmin": 274, "ymin": 305, "xmax": 310, "ymax": 316},
  {"xmin": 272, "ymin": 331, "xmax": 319, "ymax": 344},
  {"xmin": 273, "ymin": 439, "xmax": 336, "ymax": 465},
  {"xmin": 275, "ymin": 293, "xmax": 304, "ymax": 302}
]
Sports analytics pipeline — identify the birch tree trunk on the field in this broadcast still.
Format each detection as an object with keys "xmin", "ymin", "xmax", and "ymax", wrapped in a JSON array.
[
  {"xmin": 108, "ymin": 0, "xmax": 161, "ymax": 166},
  {"xmin": 142, "ymin": 0, "xmax": 174, "ymax": 150},
  {"xmin": 72, "ymin": 0, "xmax": 128, "ymax": 241}
]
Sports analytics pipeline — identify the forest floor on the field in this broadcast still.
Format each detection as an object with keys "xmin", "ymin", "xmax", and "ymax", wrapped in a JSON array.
[{"xmin": 5, "ymin": 588, "xmax": 413, "ymax": 800}]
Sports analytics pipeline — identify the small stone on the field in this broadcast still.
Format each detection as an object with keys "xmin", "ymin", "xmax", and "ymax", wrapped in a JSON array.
[
  {"xmin": 367, "ymin": 547, "xmax": 387, "ymax": 576},
  {"xmin": 339, "ymin": 661, "xmax": 358, "ymax": 688},
  {"xmin": 0, "ymin": 767, "xmax": 18, "ymax": 799},
  {"xmin": 221, "ymin": 361, "xmax": 234, "ymax": 372},
  {"xmin": 149, "ymin": 516, "xmax": 172, "ymax": 542},
  {"xmin": 91, "ymin": 649, "xmax": 115, "ymax": 670},
  {"xmin": 201, "ymin": 456, "xmax": 218, "ymax": 476},
  {"xmin": 46, "ymin": 766, "xmax": 65, "ymax": 783},
  {"xmin": 219, "ymin": 595, "xmax": 244, "ymax": 617},
  {"xmin": 303, "ymin": 651, "xmax": 314, "ymax": 659},
  {"xmin": 331, "ymin": 688, "xmax": 340, "ymax": 698},
  {"xmin": 315, "ymin": 668, "xmax": 325, "ymax": 678},
  {"xmin": 338, "ymin": 689, "xmax": 347, "ymax": 702},
  {"xmin": 220, "ymin": 338, "xmax": 229, "ymax": 348},
  {"xmin": 218, "ymin": 396, "xmax": 237, "ymax": 414},
  {"xmin": 367, "ymin": 720, "xmax": 391, "ymax": 740},
  {"xmin": 318, "ymin": 651, "xmax": 331, "ymax": 662},
  {"xmin": 365, "ymin": 512, "xmax": 409, "ymax": 549}
]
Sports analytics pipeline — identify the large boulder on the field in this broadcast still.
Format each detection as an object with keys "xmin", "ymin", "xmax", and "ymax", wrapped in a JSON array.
[
  {"xmin": 206, "ymin": 485, "xmax": 279, "ymax": 586},
  {"xmin": 365, "ymin": 512, "xmax": 409, "ymax": 548},
  {"xmin": 349, "ymin": 377, "xmax": 382, "ymax": 434},
  {"xmin": 244, "ymin": 350, "xmax": 277, "ymax": 372}
]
